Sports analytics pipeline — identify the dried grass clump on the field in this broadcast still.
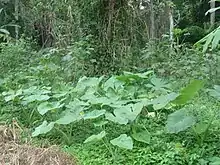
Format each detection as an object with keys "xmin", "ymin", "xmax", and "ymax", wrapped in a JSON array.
[{"xmin": 0, "ymin": 125, "xmax": 77, "ymax": 165}]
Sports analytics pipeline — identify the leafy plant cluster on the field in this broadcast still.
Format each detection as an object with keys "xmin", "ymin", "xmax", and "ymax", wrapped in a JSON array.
[
  {"xmin": 140, "ymin": 40, "xmax": 220, "ymax": 83},
  {"xmin": 1, "ymin": 68, "xmax": 206, "ymax": 151},
  {"xmin": 0, "ymin": 39, "xmax": 220, "ymax": 164}
]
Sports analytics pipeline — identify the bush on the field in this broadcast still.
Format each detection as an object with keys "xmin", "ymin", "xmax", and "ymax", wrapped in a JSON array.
[{"xmin": 179, "ymin": 26, "xmax": 206, "ymax": 44}]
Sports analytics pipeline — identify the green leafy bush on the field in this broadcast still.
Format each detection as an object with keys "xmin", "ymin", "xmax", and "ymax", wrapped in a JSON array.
[
  {"xmin": 1, "ymin": 70, "xmax": 204, "ymax": 150},
  {"xmin": 180, "ymin": 26, "xmax": 206, "ymax": 44},
  {"xmin": 0, "ymin": 39, "xmax": 34, "ymax": 74}
]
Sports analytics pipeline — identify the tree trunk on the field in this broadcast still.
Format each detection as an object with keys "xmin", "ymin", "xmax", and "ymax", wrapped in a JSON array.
[
  {"xmin": 168, "ymin": 5, "xmax": 174, "ymax": 42},
  {"xmin": 15, "ymin": 0, "xmax": 19, "ymax": 41},
  {"xmin": 150, "ymin": 0, "xmax": 155, "ymax": 39},
  {"xmin": 210, "ymin": 1, "xmax": 215, "ymax": 26}
]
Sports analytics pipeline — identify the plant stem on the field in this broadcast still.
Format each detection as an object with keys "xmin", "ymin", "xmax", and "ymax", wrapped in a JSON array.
[
  {"xmin": 200, "ymin": 115, "xmax": 215, "ymax": 145},
  {"xmin": 102, "ymin": 138, "xmax": 117, "ymax": 164},
  {"xmin": 54, "ymin": 127, "xmax": 71, "ymax": 145}
]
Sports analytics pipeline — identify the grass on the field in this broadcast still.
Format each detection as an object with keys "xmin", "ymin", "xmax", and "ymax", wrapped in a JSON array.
[
  {"xmin": 0, "ymin": 40, "xmax": 220, "ymax": 164},
  {"xmin": 59, "ymin": 95, "xmax": 220, "ymax": 165}
]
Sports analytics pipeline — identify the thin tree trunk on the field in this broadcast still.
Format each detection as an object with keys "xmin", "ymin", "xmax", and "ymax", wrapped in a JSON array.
[
  {"xmin": 106, "ymin": 0, "xmax": 115, "ymax": 41},
  {"xmin": 150, "ymin": 0, "xmax": 155, "ymax": 39},
  {"xmin": 15, "ymin": 0, "xmax": 19, "ymax": 41},
  {"xmin": 169, "ymin": 6, "xmax": 174, "ymax": 42},
  {"xmin": 210, "ymin": 1, "xmax": 215, "ymax": 26}
]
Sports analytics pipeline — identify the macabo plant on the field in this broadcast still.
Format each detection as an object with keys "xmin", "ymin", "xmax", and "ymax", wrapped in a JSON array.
[{"xmin": 1, "ymin": 71, "xmax": 204, "ymax": 151}]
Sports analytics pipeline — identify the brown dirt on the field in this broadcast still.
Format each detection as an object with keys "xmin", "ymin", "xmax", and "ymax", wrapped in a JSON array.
[{"xmin": 0, "ymin": 125, "xmax": 77, "ymax": 165}]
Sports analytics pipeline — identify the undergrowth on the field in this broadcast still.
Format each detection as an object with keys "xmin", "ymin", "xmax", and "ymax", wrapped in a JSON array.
[{"xmin": 0, "ymin": 39, "xmax": 220, "ymax": 165}]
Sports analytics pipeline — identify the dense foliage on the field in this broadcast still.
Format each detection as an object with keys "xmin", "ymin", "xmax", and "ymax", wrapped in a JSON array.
[{"xmin": 0, "ymin": 0, "xmax": 220, "ymax": 164}]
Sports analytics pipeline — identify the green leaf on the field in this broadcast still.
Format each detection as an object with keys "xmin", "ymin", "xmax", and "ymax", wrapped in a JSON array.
[
  {"xmin": 3, "ymin": 89, "xmax": 22, "ymax": 102},
  {"xmin": 113, "ymin": 103, "xmax": 143, "ymax": 123},
  {"xmin": 132, "ymin": 130, "xmax": 151, "ymax": 144},
  {"xmin": 55, "ymin": 106, "xmax": 83, "ymax": 125},
  {"xmin": 103, "ymin": 76, "xmax": 124, "ymax": 91},
  {"xmin": 116, "ymin": 71, "xmax": 153, "ymax": 83},
  {"xmin": 32, "ymin": 121, "xmax": 55, "ymax": 137},
  {"xmin": 132, "ymin": 102, "xmax": 144, "ymax": 116},
  {"xmin": 208, "ymin": 85, "xmax": 220, "ymax": 100},
  {"xmin": 166, "ymin": 109, "xmax": 196, "ymax": 133},
  {"xmin": 149, "ymin": 77, "xmax": 171, "ymax": 91},
  {"xmin": 23, "ymin": 86, "xmax": 38, "ymax": 95},
  {"xmin": 37, "ymin": 101, "xmax": 64, "ymax": 115},
  {"xmin": 23, "ymin": 94, "xmax": 50, "ymax": 104},
  {"xmin": 0, "ymin": 28, "xmax": 10, "ymax": 35},
  {"xmin": 105, "ymin": 112, "xmax": 128, "ymax": 125},
  {"xmin": 88, "ymin": 97, "xmax": 114, "ymax": 106},
  {"xmin": 152, "ymin": 93, "xmax": 179, "ymax": 110},
  {"xmin": 105, "ymin": 103, "xmax": 144, "ymax": 125},
  {"xmin": 94, "ymin": 121, "xmax": 108, "ymax": 127},
  {"xmin": 84, "ymin": 109, "xmax": 106, "ymax": 120},
  {"xmin": 84, "ymin": 131, "xmax": 106, "ymax": 143},
  {"xmin": 193, "ymin": 122, "xmax": 209, "ymax": 135},
  {"xmin": 110, "ymin": 134, "xmax": 133, "ymax": 150},
  {"xmin": 211, "ymin": 28, "xmax": 220, "ymax": 50},
  {"xmin": 0, "ymin": 78, "xmax": 4, "ymax": 86},
  {"xmin": 208, "ymin": 157, "xmax": 220, "ymax": 165},
  {"xmin": 66, "ymin": 99, "xmax": 89, "ymax": 108},
  {"xmin": 203, "ymin": 30, "xmax": 215, "ymax": 52},
  {"xmin": 75, "ymin": 76, "xmax": 103, "ymax": 93},
  {"xmin": 205, "ymin": 6, "xmax": 220, "ymax": 15},
  {"xmin": 172, "ymin": 80, "xmax": 204, "ymax": 105}
]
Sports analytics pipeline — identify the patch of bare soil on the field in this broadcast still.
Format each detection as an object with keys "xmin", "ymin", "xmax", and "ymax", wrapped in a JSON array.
[{"xmin": 0, "ymin": 125, "xmax": 77, "ymax": 165}]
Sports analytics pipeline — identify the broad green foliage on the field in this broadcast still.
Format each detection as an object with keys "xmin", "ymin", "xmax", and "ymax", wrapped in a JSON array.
[
  {"xmin": 1, "ymin": 0, "xmax": 220, "ymax": 163},
  {"xmin": 208, "ymin": 157, "xmax": 220, "ymax": 165},
  {"xmin": 132, "ymin": 129, "xmax": 151, "ymax": 144},
  {"xmin": 196, "ymin": 26, "xmax": 220, "ymax": 52},
  {"xmin": 166, "ymin": 109, "xmax": 196, "ymax": 133},
  {"xmin": 1, "ymin": 70, "xmax": 204, "ymax": 150},
  {"xmin": 195, "ymin": 1, "xmax": 220, "ymax": 52},
  {"xmin": 165, "ymin": 80, "xmax": 204, "ymax": 134},
  {"xmin": 208, "ymin": 85, "xmax": 220, "ymax": 100},
  {"xmin": 152, "ymin": 93, "xmax": 178, "ymax": 110},
  {"xmin": 37, "ymin": 101, "xmax": 64, "ymax": 115},
  {"xmin": 32, "ymin": 121, "xmax": 55, "ymax": 137},
  {"xmin": 84, "ymin": 131, "xmax": 106, "ymax": 143},
  {"xmin": 2, "ymin": 89, "xmax": 22, "ymax": 102},
  {"xmin": 110, "ymin": 134, "xmax": 133, "ymax": 150},
  {"xmin": 193, "ymin": 122, "xmax": 209, "ymax": 135},
  {"xmin": 172, "ymin": 80, "xmax": 204, "ymax": 105},
  {"xmin": 84, "ymin": 110, "xmax": 106, "ymax": 120}
]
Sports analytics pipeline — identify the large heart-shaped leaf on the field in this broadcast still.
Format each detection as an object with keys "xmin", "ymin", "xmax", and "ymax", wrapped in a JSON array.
[
  {"xmin": 208, "ymin": 85, "xmax": 220, "ymax": 100},
  {"xmin": 149, "ymin": 77, "xmax": 171, "ymax": 92},
  {"xmin": 208, "ymin": 157, "xmax": 220, "ymax": 165},
  {"xmin": 84, "ymin": 131, "xmax": 106, "ymax": 143},
  {"xmin": 3, "ymin": 89, "xmax": 22, "ymax": 102},
  {"xmin": 23, "ymin": 94, "xmax": 50, "ymax": 104},
  {"xmin": 56, "ymin": 106, "xmax": 83, "ymax": 125},
  {"xmin": 105, "ymin": 112, "xmax": 128, "ymax": 125},
  {"xmin": 75, "ymin": 76, "xmax": 103, "ymax": 93},
  {"xmin": 84, "ymin": 109, "xmax": 106, "ymax": 120},
  {"xmin": 116, "ymin": 71, "xmax": 153, "ymax": 83},
  {"xmin": 172, "ymin": 80, "xmax": 204, "ymax": 105},
  {"xmin": 110, "ymin": 134, "xmax": 133, "ymax": 150},
  {"xmin": 37, "ymin": 101, "xmax": 64, "ymax": 115},
  {"xmin": 193, "ymin": 122, "xmax": 209, "ymax": 135},
  {"xmin": 152, "ymin": 93, "xmax": 179, "ymax": 110},
  {"xmin": 103, "ymin": 76, "xmax": 124, "ymax": 91},
  {"xmin": 32, "ymin": 121, "xmax": 55, "ymax": 137},
  {"xmin": 132, "ymin": 130, "xmax": 151, "ymax": 144},
  {"xmin": 166, "ymin": 109, "xmax": 196, "ymax": 133},
  {"xmin": 112, "ymin": 103, "xmax": 144, "ymax": 123}
]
